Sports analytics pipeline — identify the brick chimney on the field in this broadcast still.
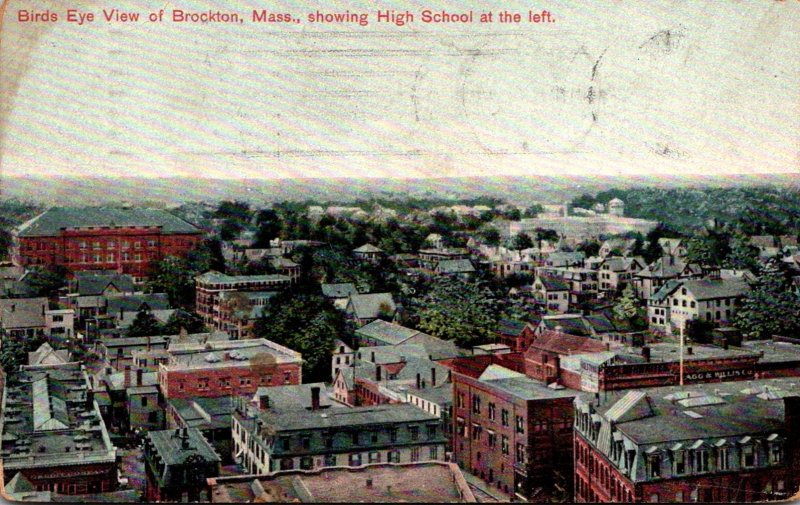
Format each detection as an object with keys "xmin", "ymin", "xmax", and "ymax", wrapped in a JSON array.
[
  {"xmin": 136, "ymin": 368, "xmax": 143, "ymax": 387},
  {"xmin": 642, "ymin": 346, "xmax": 651, "ymax": 363},
  {"xmin": 416, "ymin": 373, "xmax": 421, "ymax": 389},
  {"xmin": 311, "ymin": 386, "xmax": 321, "ymax": 410},
  {"xmin": 431, "ymin": 367, "xmax": 436, "ymax": 387},
  {"xmin": 124, "ymin": 365, "xmax": 131, "ymax": 388},
  {"xmin": 376, "ymin": 365, "xmax": 382, "ymax": 382},
  {"xmin": 260, "ymin": 395, "xmax": 270, "ymax": 410}
]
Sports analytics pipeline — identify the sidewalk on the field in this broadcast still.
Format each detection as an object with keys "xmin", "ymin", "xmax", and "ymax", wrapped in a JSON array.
[{"xmin": 463, "ymin": 472, "xmax": 513, "ymax": 502}]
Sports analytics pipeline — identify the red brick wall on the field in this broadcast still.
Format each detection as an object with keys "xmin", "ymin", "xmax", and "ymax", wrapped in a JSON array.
[
  {"xmin": 574, "ymin": 433, "xmax": 634, "ymax": 503},
  {"xmin": 7, "ymin": 462, "xmax": 118, "ymax": 495},
  {"xmin": 14, "ymin": 229, "xmax": 200, "ymax": 278},
  {"xmin": 160, "ymin": 362, "xmax": 301, "ymax": 399}
]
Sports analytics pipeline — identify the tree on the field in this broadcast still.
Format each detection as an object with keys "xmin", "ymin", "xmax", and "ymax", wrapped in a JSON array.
[
  {"xmin": 477, "ymin": 226, "xmax": 501, "ymax": 246},
  {"xmin": 685, "ymin": 231, "xmax": 731, "ymax": 266},
  {"xmin": 724, "ymin": 234, "xmax": 759, "ymax": 271},
  {"xmin": 509, "ymin": 233, "xmax": 534, "ymax": 251},
  {"xmin": 162, "ymin": 309, "xmax": 207, "ymax": 335},
  {"xmin": 0, "ymin": 329, "xmax": 46, "ymax": 373},
  {"xmin": 253, "ymin": 209, "xmax": 283, "ymax": 247},
  {"xmin": 127, "ymin": 309, "xmax": 164, "ymax": 338},
  {"xmin": 146, "ymin": 256, "xmax": 196, "ymax": 308},
  {"xmin": 412, "ymin": 277, "xmax": 499, "ymax": 348},
  {"xmin": 613, "ymin": 285, "xmax": 642, "ymax": 325},
  {"xmin": 252, "ymin": 293, "xmax": 349, "ymax": 382},
  {"xmin": 23, "ymin": 266, "xmax": 67, "ymax": 297},
  {"xmin": 576, "ymin": 240, "xmax": 600, "ymax": 258},
  {"xmin": 733, "ymin": 259, "xmax": 800, "ymax": 339}
]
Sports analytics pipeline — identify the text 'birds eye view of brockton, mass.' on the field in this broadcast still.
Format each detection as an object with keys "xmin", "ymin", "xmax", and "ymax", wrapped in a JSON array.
[{"xmin": 0, "ymin": 170, "xmax": 798, "ymax": 503}]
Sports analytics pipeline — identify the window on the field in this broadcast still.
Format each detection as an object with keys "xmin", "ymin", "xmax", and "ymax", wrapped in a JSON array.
[
  {"xmin": 426, "ymin": 425, "xmax": 437, "ymax": 439},
  {"xmin": 148, "ymin": 240, "xmax": 156, "ymax": 247},
  {"xmin": 516, "ymin": 443, "xmax": 526, "ymax": 464},
  {"xmin": 284, "ymin": 371, "xmax": 291, "ymax": 384},
  {"xmin": 79, "ymin": 241, "xmax": 87, "ymax": 249},
  {"xmin": 280, "ymin": 437, "xmax": 290, "ymax": 450},
  {"xmin": 93, "ymin": 241, "xmax": 101, "ymax": 249},
  {"xmin": 122, "ymin": 252, "xmax": 129, "ymax": 261},
  {"xmin": 301, "ymin": 435, "xmax": 311, "ymax": 449},
  {"xmin": 409, "ymin": 426, "xmax": 419, "ymax": 441},
  {"xmin": 410, "ymin": 447, "xmax": 420, "ymax": 462},
  {"xmin": 368, "ymin": 451, "xmax": 380, "ymax": 463},
  {"xmin": 501, "ymin": 435, "xmax": 509, "ymax": 455},
  {"xmin": 389, "ymin": 428, "xmax": 398, "ymax": 443},
  {"xmin": 122, "ymin": 241, "xmax": 129, "ymax": 249},
  {"xmin": 770, "ymin": 442, "xmax": 783, "ymax": 464},
  {"xmin": 471, "ymin": 424, "xmax": 482, "ymax": 441},
  {"xmin": 388, "ymin": 450, "xmax": 400, "ymax": 463},
  {"xmin": 429, "ymin": 446, "xmax": 439, "ymax": 460},
  {"xmin": 647, "ymin": 453, "xmax": 662, "ymax": 478},
  {"xmin": 501, "ymin": 409, "xmax": 509, "ymax": 426},
  {"xmin": 240, "ymin": 377, "xmax": 251, "ymax": 386},
  {"xmin": 694, "ymin": 449, "xmax": 709, "ymax": 472},
  {"xmin": 487, "ymin": 431, "xmax": 496, "ymax": 448},
  {"xmin": 649, "ymin": 493, "xmax": 659, "ymax": 503},
  {"xmin": 135, "ymin": 241, "xmax": 142, "ymax": 249},
  {"xmin": 324, "ymin": 454, "xmax": 337, "ymax": 466},
  {"xmin": 134, "ymin": 253, "xmax": 142, "ymax": 262},
  {"xmin": 352, "ymin": 432, "xmax": 360, "ymax": 445},
  {"xmin": 52, "ymin": 315, "xmax": 64, "ymax": 323},
  {"xmin": 515, "ymin": 415, "xmax": 525, "ymax": 434},
  {"xmin": 107, "ymin": 241, "xmax": 115, "ymax": 249},
  {"xmin": 141, "ymin": 397, "xmax": 148, "ymax": 407},
  {"xmin": 197, "ymin": 378, "xmax": 209, "ymax": 390},
  {"xmin": 742, "ymin": 444, "xmax": 755, "ymax": 468},
  {"xmin": 717, "ymin": 446, "xmax": 730, "ymax": 470},
  {"xmin": 349, "ymin": 453, "xmax": 362, "ymax": 466},
  {"xmin": 472, "ymin": 395, "xmax": 481, "ymax": 415},
  {"xmin": 457, "ymin": 393, "xmax": 464, "ymax": 408},
  {"xmin": 488, "ymin": 402, "xmax": 496, "ymax": 421},
  {"xmin": 300, "ymin": 456, "xmax": 313, "ymax": 470},
  {"xmin": 93, "ymin": 254, "xmax": 102, "ymax": 263},
  {"xmin": 690, "ymin": 301, "xmax": 696, "ymax": 308},
  {"xmin": 280, "ymin": 458, "xmax": 294, "ymax": 470},
  {"xmin": 673, "ymin": 450, "xmax": 686, "ymax": 474}
]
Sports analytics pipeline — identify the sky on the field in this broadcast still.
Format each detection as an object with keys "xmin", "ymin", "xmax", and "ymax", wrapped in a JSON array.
[{"xmin": 1, "ymin": 0, "xmax": 798, "ymax": 180}]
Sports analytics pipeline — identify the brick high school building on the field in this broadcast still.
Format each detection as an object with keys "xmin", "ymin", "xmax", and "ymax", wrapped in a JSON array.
[{"xmin": 12, "ymin": 207, "xmax": 202, "ymax": 282}]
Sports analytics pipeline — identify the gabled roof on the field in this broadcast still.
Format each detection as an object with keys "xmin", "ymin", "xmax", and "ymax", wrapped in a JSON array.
[
  {"xmin": 353, "ymin": 244, "xmax": 383, "ymax": 253},
  {"xmin": 28, "ymin": 343, "xmax": 70, "ymax": 366},
  {"xmin": 356, "ymin": 319, "xmax": 421, "ymax": 345},
  {"xmin": 535, "ymin": 275, "xmax": 570, "ymax": 291},
  {"xmin": 605, "ymin": 391, "xmax": 654, "ymax": 423},
  {"xmin": 347, "ymin": 293, "xmax": 396, "ymax": 320},
  {"xmin": 435, "ymin": 259, "xmax": 475, "ymax": 274},
  {"xmin": 15, "ymin": 206, "xmax": 200, "ymax": 237},
  {"xmin": 0, "ymin": 297, "xmax": 47, "ymax": 329},
  {"xmin": 321, "ymin": 283, "xmax": 358, "ymax": 299},
  {"xmin": 497, "ymin": 319, "xmax": 528, "ymax": 337},
  {"xmin": 74, "ymin": 271, "xmax": 135, "ymax": 296},
  {"xmin": 658, "ymin": 278, "xmax": 751, "ymax": 301},
  {"xmin": 107, "ymin": 293, "xmax": 171, "ymax": 313},
  {"xmin": 526, "ymin": 330, "xmax": 608, "ymax": 356}
]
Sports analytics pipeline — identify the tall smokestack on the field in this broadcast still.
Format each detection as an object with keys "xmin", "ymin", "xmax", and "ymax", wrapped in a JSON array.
[{"xmin": 311, "ymin": 386, "xmax": 321, "ymax": 410}]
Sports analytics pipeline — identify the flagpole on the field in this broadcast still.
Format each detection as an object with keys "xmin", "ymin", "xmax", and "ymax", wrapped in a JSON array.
[{"xmin": 679, "ymin": 324, "xmax": 685, "ymax": 386}]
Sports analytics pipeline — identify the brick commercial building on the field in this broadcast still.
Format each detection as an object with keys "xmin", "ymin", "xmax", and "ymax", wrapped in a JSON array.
[
  {"xmin": 0, "ymin": 363, "xmax": 118, "ymax": 495},
  {"xmin": 573, "ymin": 378, "xmax": 800, "ymax": 503},
  {"xmin": 12, "ymin": 206, "xmax": 202, "ymax": 282},
  {"xmin": 195, "ymin": 271, "xmax": 291, "ymax": 331},
  {"xmin": 451, "ymin": 356, "xmax": 577, "ymax": 501},
  {"xmin": 158, "ymin": 338, "xmax": 302, "ymax": 399},
  {"xmin": 232, "ymin": 392, "xmax": 446, "ymax": 475}
]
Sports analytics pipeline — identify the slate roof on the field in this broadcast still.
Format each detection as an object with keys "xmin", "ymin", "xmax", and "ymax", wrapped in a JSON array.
[
  {"xmin": 497, "ymin": 319, "xmax": 528, "ymax": 337},
  {"xmin": 480, "ymin": 374, "xmax": 577, "ymax": 401},
  {"xmin": 321, "ymin": 283, "xmax": 358, "ymax": 299},
  {"xmin": 27, "ymin": 343, "xmax": 70, "ymax": 366},
  {"xmin": 636, "ymin": 257, "xmax": 700, "ymax": 279},
  {"xmin": 15, "ymin": 206, "xmax": 200, "ymax": 237},
  {"xmin": 252, "ymin": 383, "xmax": 342, "ymax": 412},
  {"xmin": 195, "ymin": 271, "xmax": 291, "ymax": 284},
  {"xmin": 0, "ymin": 298, "xmax": 47, "ymax": 329},
  {"xmin": 74, "ymin": 272, "xmax": 135, "ymax": 296},
  {"xmin": 536, "ymin": 275, "xmax": 570, "ymax": 291},
  {"xmin": 106, "ymin": 293, "xmax": 171, "ymax": 313},
  {"xmin": 356, "ymin": 319, "xmax": 421, "ymax": 345},
  {"xmin": 167, "ymin": 396, "xmax": 235, "ymax": 430},
  {"xmin": 260, "ymin": 403, "xmax": 438, "ymax": 432},
  {"xmin": 655, "ymin": 277, "xmax": 751, "ymax": 301},
  {"xmin": 146, "ymin": 428, "xmax": 220, "ymax": 468},
  {"xmin": 435, "ymin": 259, "xmax": 475, "ymax": 274},
  {"xmin": 347, "ymin": 293, "xmax": 396, "ymax": 320}
]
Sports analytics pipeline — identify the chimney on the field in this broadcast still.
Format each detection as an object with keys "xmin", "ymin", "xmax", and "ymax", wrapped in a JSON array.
[
  {"xmin": 124, "ymin": 365, "xmax": 131, "ymax": 388},
  {"xmin": 421, "ymin": 379, "xmax": 427, "ymax": 389},
  {"xmin": 136, "ymin": 368, "xmax": 143, "ymax": 387},
  {"xmin": 147, "ymin": 335, "xmax": 151, "ymax": 352},
  {"xmin": 371, "ymin": 351, "xmax": 375, "ymax": 362},
  {"xmin": 376, "ymin": 365, "xmax": 382, "ymax": 382},
  {"xmin": 431, "ymin": 368, "xmax": 436, "ymax": 387},
  {"xmin": 722, "ymin": 338, "xmax": 729, "ymax": 350},
  {"xmin": 260, "ymin": 395, "xmax": 270, "ymax": 410},
  {"xmin": 594, "ymin": 392, "xmax": 600, "ymax": 406},
  {"xmin": 311, "ymin": 386, "xmax": 321, "ymax": 410},
  {"xmin": 10, "ymin": 304, "xmax": 14, "ymax": 312},
  {"xmin": 641, "ymin": 346, "xmax": 651, "ymax": 363},
  {"xmin": 687, "ymin": 346, "xmax": 693, "ymax": 355},
  {"xmin": 120, "ymin": 307, "xmax": 124, "ymax": 320},
  {"xmin": 416, "ymin": 373, "xmax": 421, "ymax": 389},
  {"xmin": 447, "ymin": 370, "xmax": 452, "ymax": 383}
]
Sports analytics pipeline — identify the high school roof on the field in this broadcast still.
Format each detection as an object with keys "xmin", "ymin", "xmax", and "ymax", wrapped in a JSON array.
[{"xmin": 16, "ymin": 206, "xmax": 201, "ymax": 237}]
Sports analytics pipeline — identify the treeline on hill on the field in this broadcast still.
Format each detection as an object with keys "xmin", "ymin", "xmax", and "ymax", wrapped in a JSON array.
[
  {"xmin": 0, "ymin": 199, "xmax": 42, "ymax": 260},
  {"xmin": 572, "ymin": 186, "xmax": 800, "ymax": 236}
]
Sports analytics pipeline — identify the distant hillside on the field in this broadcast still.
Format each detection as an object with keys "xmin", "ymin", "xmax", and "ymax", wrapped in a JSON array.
[{"xmin": 0, "ymin": 173, "xmax": 797, "ymax": 207}]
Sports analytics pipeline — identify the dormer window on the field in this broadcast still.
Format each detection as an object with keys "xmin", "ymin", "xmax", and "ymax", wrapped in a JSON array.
[
  {"xmin": 740, "ymin": 440, "xmax": 756, "ymax": 468},
  {"xmin": 768, "ymin": 436, "xmax": 783, "ymax": 464},
  {"xmin": 646, "ymin": 451, "xmax": 662, "ymax": 478},
  {"xmin": 671, "ymin": 445, "xmax": 686, "ymax": 475}
]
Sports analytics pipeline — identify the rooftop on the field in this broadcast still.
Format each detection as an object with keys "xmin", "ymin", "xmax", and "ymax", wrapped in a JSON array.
[
  {"xmin": 146, "ymin": 428, "xmax": 220, "ymax": 467},
  {"xmin": 0, "ymin": 298, "xmax": 48, "ymax": 330},
  {"xmin": 164, "ymin": 338, "xmax": 302, "ymax": 370},
  {"xmin": 207, "ymin": 462, "xmax": 476, "ymax": 503},
  {"xmin": 347, "ymin": 293, "xmax": 397, "ymax": 320},
  {"xmin": 321, "ymin": 283, "xmax": 359, "ymax": 299},
  {"xmin": 15, "ymin": 206, "xmax": 200, "ymax": 237},
  {"xmin": 196, "ymin": 271, "xmax": 292, "ymax": 285},
  {"xmin": 258, "ymin": 403, "xmax": 440, "ymax": 432}
]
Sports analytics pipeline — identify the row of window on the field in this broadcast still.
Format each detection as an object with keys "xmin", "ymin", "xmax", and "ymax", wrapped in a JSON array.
[
  {"xmin": 460, "ymin": 394, "xmax": 525, "ymax": 433},
  {"xmin": 79, "ymin": 253, "xmax": 143, "ymax": 263},
  {"xmin": 179, "ymin": 372, "xmax": 291, "ymax": 391},
  {"xmin": 276, "ymin": 446, "xmax": 438, "ymax": 471}
]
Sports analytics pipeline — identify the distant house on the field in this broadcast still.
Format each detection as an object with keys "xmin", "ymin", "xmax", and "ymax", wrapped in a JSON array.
[
  {"xmin": 531, "ymin": 275, "xmax": 571, "ymax": 313},
  {"xmin": 534, "ymin": 313, "xmax": 617, "ymax": 339},
  {"xmin": 26, "ymin": 342, "xmax": 70, "ymax": 367},
  {"xmin": 495, "ymin": 319, "xmax": 538, "ymax": 351},
  {"xmin": 647, "ymin": 277, "xmax": 751, "ymax": 333},
  {"xmin": 345, "ymin": 292, "xmax": 397, "ymax": 326},
  {"xmin": 352, "ymin": 244, "xmax": 384, "ymax": 263},
  {"xmin": 321, "ymin": 283, "xmax": 359, "ymax": 311},
  {"xmin": 543, "ymin": 251, "xmax": 585, "ymax": 268},
  {"xmin": 633, "ymin": 256, "xmax": 703, "ymax": 300},
  {"xmin": 434, "ymin": 259, "xmax": 476, "ymax": 280},
  {"xmin": 598, "ymin": 238, "xmax": 636, "ymax": 258},
  {"xmin": 597, "ymin": 256, "xmax": 646, "ymax": 292},
  {"xmin": 353, "ymin": 319, "xmax": 463, "ymax": 359},
  {"xmin": 0, "ymin": 297, "xmax": 48, "ymax": 339},
  {"xmin": 657, "ymin": 238, "xmax": 688, "ymax": 258}
]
